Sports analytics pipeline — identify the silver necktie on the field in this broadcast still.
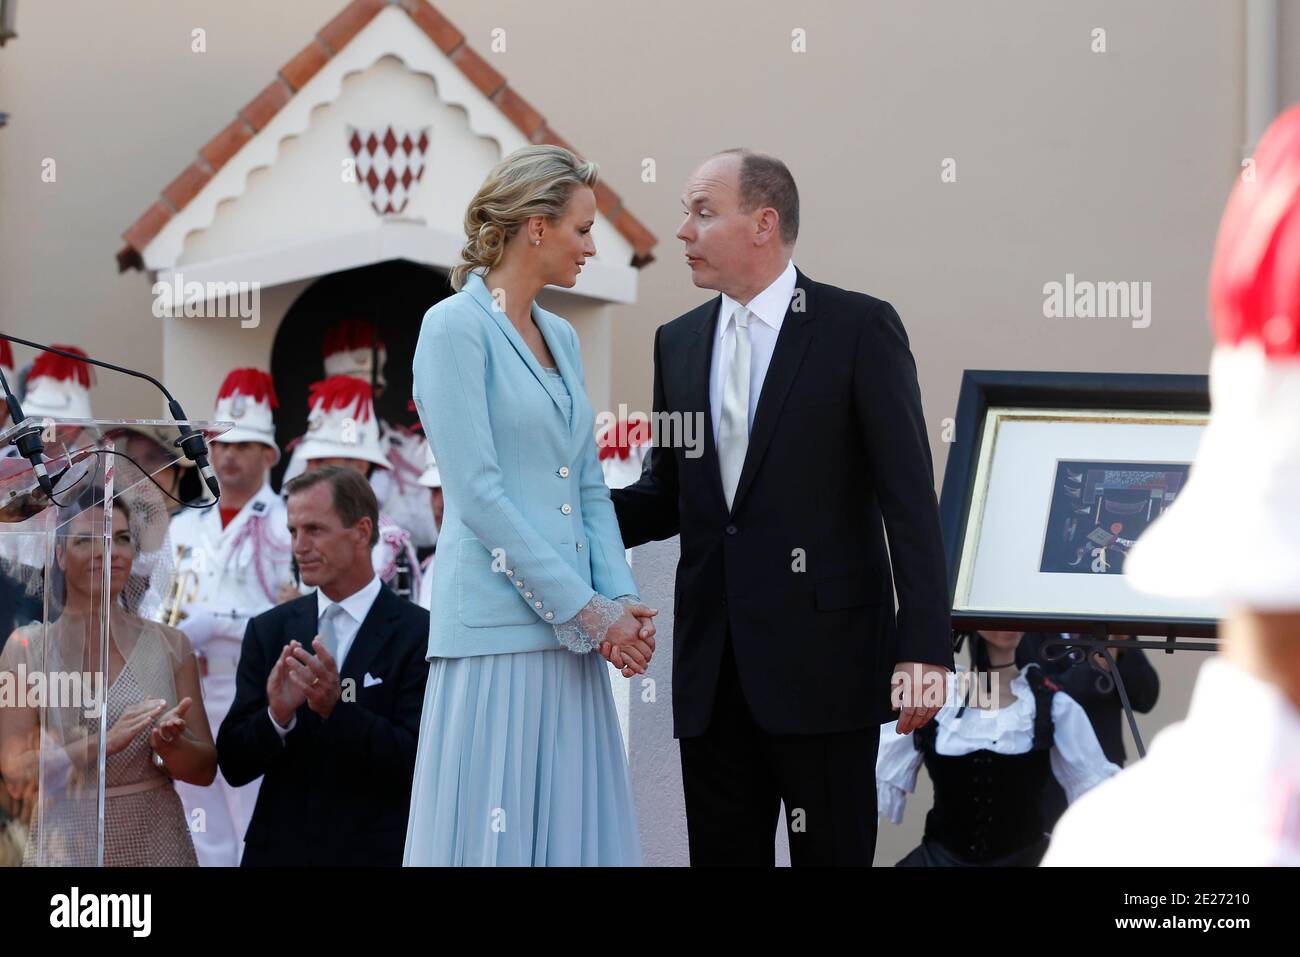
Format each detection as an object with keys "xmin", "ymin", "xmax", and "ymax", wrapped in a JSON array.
[
  {"xmin": 716, "ymin": 305, "xmax": 752, "ymax": 510},
  {"xmin": 317, "ymin": 603, "xmax": 343, "ymax": 661}
]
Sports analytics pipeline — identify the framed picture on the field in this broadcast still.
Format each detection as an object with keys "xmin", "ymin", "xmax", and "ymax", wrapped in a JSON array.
[{"xmin": 939, "ymin": 370, "xmax": 1218, "ymax": 638}]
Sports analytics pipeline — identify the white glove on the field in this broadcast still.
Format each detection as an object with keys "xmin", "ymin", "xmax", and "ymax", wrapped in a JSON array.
[{"xmin": 175, "ymin": 603, "xmax": 239, "ymax": 650}]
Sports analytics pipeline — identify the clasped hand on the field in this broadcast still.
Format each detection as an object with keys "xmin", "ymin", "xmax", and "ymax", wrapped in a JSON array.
[
  {"xmin": 268, "ymin": 636, "xmax": 343, "ymax": 724},
  {"xmin": 597, "ymin": 603, "xmax": 658, "ymax": 678}
]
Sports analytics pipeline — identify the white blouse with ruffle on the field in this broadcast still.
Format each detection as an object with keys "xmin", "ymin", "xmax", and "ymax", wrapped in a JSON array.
[{"xmin": 876, "ymin": 665, "xmax": 1121, "ymax": 824}]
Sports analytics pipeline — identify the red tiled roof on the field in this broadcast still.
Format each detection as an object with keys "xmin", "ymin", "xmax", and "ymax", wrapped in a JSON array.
[{"xmin": 116, "ymin": 0, "xmax": 656, "ymax": 271}]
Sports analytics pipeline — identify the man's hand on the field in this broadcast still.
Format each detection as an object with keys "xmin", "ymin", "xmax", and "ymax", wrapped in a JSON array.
[
  {"xmin": 598, "ymin": 631, "xmax": 657, "ymax": 677},
  {"xmin": 284, "ymin": 638, "xmax": 343, "ymax": 719},
  {"xmin": 267, "ymin": 642, "xmax": 309, "ymax": 727},
  {"xmin": 598, "ymin": 604, "xmax": 657, "ymax": 677},
  {"xmin": 891, "ymin": 661, "xmax": 950, "ymax": 734}
]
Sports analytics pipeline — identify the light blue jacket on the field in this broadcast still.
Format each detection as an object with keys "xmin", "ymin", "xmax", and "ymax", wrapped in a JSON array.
[{"xmin": 411, "ymin": 270, "xmax": 639, "ymax": 658}]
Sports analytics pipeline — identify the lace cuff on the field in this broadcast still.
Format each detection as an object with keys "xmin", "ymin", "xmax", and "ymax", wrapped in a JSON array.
[{"xmin": 552, "ymin": 594, "xmax": 642, "ymax": 654}]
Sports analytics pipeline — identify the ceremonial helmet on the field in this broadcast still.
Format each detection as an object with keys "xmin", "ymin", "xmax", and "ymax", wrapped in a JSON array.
[
  {"xmin": 1127, "ymin": 106, "xmax": 1300, "ymax": 609},
  {"xmin": 596, "ymin": 415, "xmax": 653, "ymax": 490},
  {"xmin": 211, "ymin": 368, "xmax": 282, "ymax": 465},
  {"xmin": 287, "ymin": 375, "xmax": 392, "ymax": 474},
  {"xmin": 22, "ymin": 345, "xmax": 95, "ymax": 420},
  {"xmin": 322, "ymin": 318, "xmax": 387, "ymax": 391}
]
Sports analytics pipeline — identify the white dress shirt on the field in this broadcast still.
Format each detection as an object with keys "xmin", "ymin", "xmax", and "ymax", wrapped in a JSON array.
[
  {"xmin": 270, "ymin": 574, "xmax": 384, "ymax": 738},
  {"xmin": 708, "ymin": 258, "xmax": 798, "ymax": 441},
  {"xmin": 876, "ymin": 666, "xmax": 1121, "ymax": 824}
]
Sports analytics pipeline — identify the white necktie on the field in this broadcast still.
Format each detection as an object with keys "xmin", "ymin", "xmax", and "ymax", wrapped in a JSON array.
[
  {"xmin": 317, "ymin": 603, "xmax": 343, "ymax": 661},
  {"xmin": 717, "ymin": 305, "xmax": 752, "ymax": 510}
]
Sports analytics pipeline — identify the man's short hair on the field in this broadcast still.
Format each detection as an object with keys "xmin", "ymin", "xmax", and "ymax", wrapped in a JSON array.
[
  {"xmin": 283, "ymin": 465, "xmax": 379, "ymax": 547},
  {"xmin": 715, "ymin": 148, "xmax": 799, "ymax": 246}
]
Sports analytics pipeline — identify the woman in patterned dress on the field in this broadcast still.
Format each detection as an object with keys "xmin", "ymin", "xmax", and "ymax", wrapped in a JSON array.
[{"xmin": 0, "ymin": 495, "xmax": 217, "ymax": 866}]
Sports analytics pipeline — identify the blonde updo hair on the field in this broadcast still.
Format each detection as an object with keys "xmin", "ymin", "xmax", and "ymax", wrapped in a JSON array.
[{"xmin": 450, "ymin": 145, "xmax": 599, "ymax": 291}]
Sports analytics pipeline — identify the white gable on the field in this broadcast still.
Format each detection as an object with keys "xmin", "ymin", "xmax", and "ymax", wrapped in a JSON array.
[{"xmin": 142, "ymin": 6, "xmax": 638, "ymax": 303}]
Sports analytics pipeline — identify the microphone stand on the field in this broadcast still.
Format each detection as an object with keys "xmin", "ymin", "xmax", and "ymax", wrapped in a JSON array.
[
  {"xmin": 0, "ymin": 333, "xmax": 221, "ymax": 502},
  {"xmin": 0, "ymin": 362, "xmax": 53, "ymax": 497}
]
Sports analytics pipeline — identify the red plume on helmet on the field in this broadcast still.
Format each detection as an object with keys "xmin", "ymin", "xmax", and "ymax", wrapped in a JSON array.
[
  {"xmin": 307, "ymin": 375, "xmax": 374, "ymax": 422},
  {"xmin": 322, "ymin": 319, "xmax": 385, "ymax": 357},
  {"xmin": 28, "ymin": 345, "xmax": 94, "ymax": 387},
  {"xmin": 1209, "ymin": 104, "xmax": 1300, "ymax": 357},
  {"xmin": 0, "ymin": 339, "xmax": 13, "ymax": 371},
  {"xmin": 597, "ymin": 416, "xmax": 652, "ymax": 461},
  {"xmin": 216, "ymin": 368, "xmax": 280, "ymax": 408}
]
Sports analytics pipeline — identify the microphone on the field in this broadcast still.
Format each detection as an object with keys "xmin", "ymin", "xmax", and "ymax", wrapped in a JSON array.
[
  {"xmin": 0, "ymin": 334, "xmax": 221, "ymax": 501},
  {"xmin": 166, "ymin": 397, "xmax": 220, "ymax": 501},
  {"xmin": 0, "ymin": 368, "xmax": 53, "ymax": 498}
]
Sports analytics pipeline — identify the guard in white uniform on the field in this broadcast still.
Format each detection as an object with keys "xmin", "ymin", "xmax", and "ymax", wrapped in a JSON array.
[
  {"xmin": 373, "ymin": 419, "xmax": 438, "ymax": 548},
  {"xmin": 281, "ymin": 319, "xmax": 437, "ymax": 548},
  {"xmin": 0, "ymin": 342, "xmax": 46, "ymax": 637},
  {"xmin": 1, "ymin": 346, "xmax": 96, "ymax": 568},
  {"xmin": 285, "ymin": 374, "xmax": 421, "ymax": 601},
  {"xmin": 1045, "ymin": 106, "xmax": 1300, "ymax": 867},
  {"xmin": 169, "ymin": 369, "xmax": 292, "ymax": 867},
  {"xmin": 415, "ymin": 440, "xmax": 443, "ymax": 611}
]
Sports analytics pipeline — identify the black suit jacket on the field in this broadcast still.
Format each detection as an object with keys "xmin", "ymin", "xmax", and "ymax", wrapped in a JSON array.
[
  {"xmin": 217, "ymin": 585, "xmax": 430, "ymax": 866},
  {"xmin": 612, "ymin": 269, "xmax": 953, "ymax": 737}
]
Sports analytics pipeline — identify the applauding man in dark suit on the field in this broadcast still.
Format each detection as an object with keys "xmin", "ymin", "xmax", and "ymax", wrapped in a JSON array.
[{"xmin": 217, "ymin": 465, "xmax": 430, "ymax": 866}]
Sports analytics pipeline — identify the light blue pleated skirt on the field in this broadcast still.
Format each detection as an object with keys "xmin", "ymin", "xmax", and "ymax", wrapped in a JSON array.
[{"xmin": 403, "ymin": 646, "xmax": 642, "ymax": 866}]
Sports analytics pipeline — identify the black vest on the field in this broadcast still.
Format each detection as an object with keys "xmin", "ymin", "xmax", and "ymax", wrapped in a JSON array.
[{"xmin": 912, "ymin": 667, "xmax": 1060, "ymax": 864}]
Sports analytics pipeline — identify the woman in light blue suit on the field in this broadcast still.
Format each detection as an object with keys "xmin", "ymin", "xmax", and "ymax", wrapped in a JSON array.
[{"xmin": 404, "ymin": 146, "xmax": 657, "ymax": 866}]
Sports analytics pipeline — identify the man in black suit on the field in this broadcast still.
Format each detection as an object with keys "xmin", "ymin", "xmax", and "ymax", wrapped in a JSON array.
[
  {"xmin": 611, "ymin": 149, "xmax": 953, "ymax": 866},
  {"xmin": 218, "ymin": 465, "xmax": 429, "ymax": 866}
]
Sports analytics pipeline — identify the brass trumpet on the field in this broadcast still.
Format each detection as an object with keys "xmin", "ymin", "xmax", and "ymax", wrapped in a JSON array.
[{"xmin": 160, "ymin": 544, "xmax": 199, "ymax": 627}]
